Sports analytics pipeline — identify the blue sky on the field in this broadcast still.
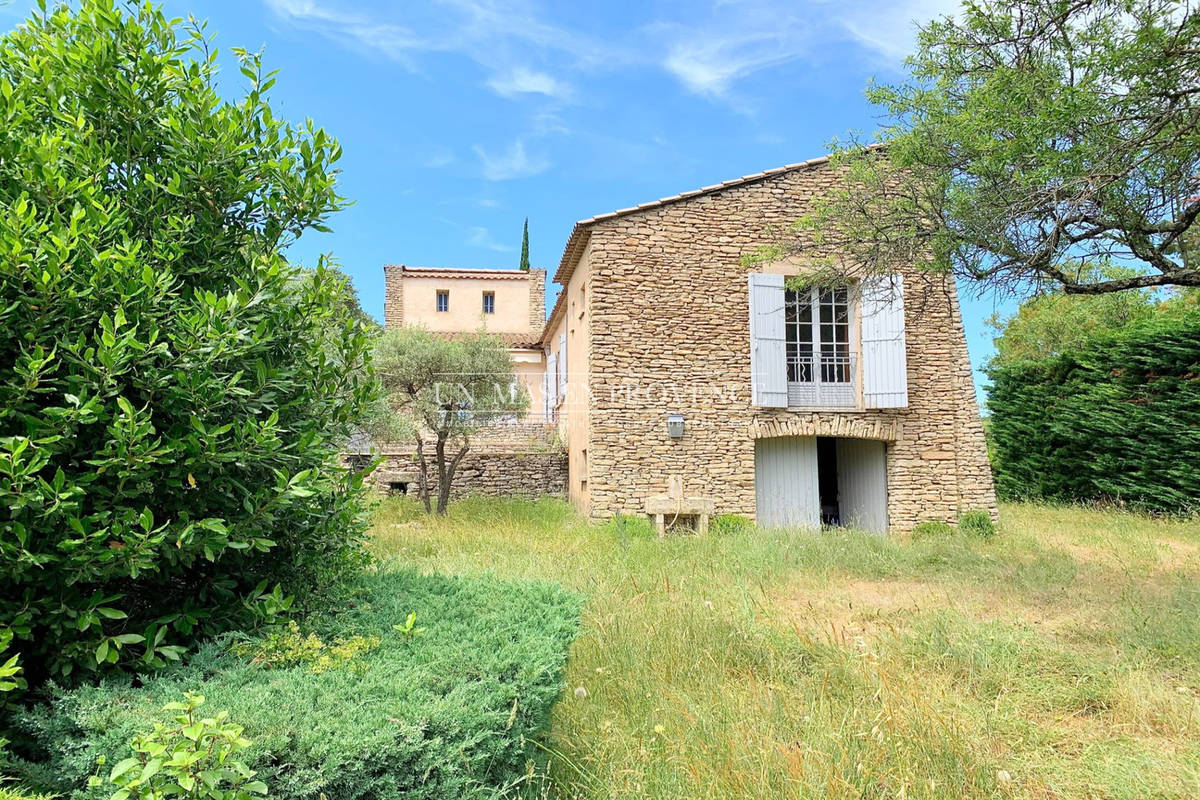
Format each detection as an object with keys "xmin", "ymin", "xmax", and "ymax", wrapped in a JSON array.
[{"xmin": 1, "ymin": 0, "xmax": 1017, "ymax": 399}]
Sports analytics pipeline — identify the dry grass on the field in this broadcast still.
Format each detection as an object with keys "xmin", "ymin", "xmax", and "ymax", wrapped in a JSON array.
[{"xmin": 369, "ymin": 498, "xmax": 1200, "ymax": 800}]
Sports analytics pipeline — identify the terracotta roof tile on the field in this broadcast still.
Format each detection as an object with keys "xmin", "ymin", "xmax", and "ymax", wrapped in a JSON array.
[{"xmin": 384, "ymin": 265, "xmax": 541, "ymax": 281}]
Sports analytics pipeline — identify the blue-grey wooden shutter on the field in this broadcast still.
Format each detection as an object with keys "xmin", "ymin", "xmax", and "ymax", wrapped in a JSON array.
[
  {"xmin": 558, "ymin": 332, "xmax": 568, "ymax": 399},
  {"xmin": 860, "ymin": 274, "xmax": 909, "ymax": 408},
  {"xmin": 546, "ymin": 352, "xmax": 558, "ymax": 412},
  {"xmin": 748, "ymin": 273, "xmax": 788, "ymax": 407}
]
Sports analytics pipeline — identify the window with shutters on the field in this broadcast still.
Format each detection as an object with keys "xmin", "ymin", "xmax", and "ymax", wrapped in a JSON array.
[
  {"xmin": 749, "ymin": 272, "xmax": 907, "ymax": 410},
  {"xmin": 783, "ymin": 287, "xmax": 856, "ymax": 407}
]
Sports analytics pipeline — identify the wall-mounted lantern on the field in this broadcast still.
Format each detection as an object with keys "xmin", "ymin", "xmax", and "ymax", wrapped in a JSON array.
[{"xmin": 667, "ymin": 413, "xmax": 685, "ymax": 439}]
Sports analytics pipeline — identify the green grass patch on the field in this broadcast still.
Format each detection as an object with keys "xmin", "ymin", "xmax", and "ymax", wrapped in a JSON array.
[
  {"xmin": 366, "ymin": 495, "xmax": 1200, "ymax": 800},
  {"xmin": 10, "ymin": 569, "xmax": 581, "ymax": 800}
]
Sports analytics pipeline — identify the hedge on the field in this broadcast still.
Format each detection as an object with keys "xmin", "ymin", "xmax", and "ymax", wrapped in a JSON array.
[
  {"xmin": 986, "ymin": 312, "xmax": 1200, "ymax": 512},
  {"xmin": 9, "ymin": 570, "xmax": 581, "ymax": 800}
]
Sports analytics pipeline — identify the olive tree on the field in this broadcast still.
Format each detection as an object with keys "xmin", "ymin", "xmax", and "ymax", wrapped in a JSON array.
[
  {"xmin": 775, "ymin": 0, "xmax": 1200, "ymax": 296},
  {"xmin": 372, "ymin": 329, "xmax": 527, "ymax": 514},
  {"xmin": 0, "ymin": 1, "xmax": 375, "ymax": 684}
]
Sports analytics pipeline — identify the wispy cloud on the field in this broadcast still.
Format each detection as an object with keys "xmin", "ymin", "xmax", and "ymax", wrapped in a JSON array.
[
  {"xmin": 422, "ymin": 146, "xmax": 456, "ymax": 168},
  {"xmin": 647, "ymin": 0, "xmax": 960, "ymax": 99},
  {"xmin": 662, "ymin": 33, "xmax": 806, "ymax": 98},
  {"xmin": 263, "ymin": 0, "xmax": 957, "ymax": 108},
  {"xmin": 467, "ymin": 226, "xmax": 516, "ymax": 252},
  {"xmin": 263, "ymin": 0, "xmax": 624, "ymax": 95},
  {"xmin": 487, "ymin": 66, "xmax": 573, "ymax": 100},
  {"xmin": 473, "ymin": 139, "xmax": 551, "ymax": 181},
  {"xmin": 646, "ymin": 2, "xmax": 814, "ymax": 99},
  {"xmin": 828, "ymin": 0, "xmax": 961, "ymax": 62}
]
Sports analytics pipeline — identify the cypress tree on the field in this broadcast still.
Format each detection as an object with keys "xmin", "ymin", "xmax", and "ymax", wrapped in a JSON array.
[{"xmin": 519, "ymin": 218, "xmax": 530, "ymax": 271}]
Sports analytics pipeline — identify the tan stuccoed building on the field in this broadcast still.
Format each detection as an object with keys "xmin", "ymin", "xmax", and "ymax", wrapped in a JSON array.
[
  {"xmin": 383, "ymin": 265, "xmax": 548, "ymax": 417},
  {"xmin": 383, "ymin": 154, "xmax": 996, "ymax": 532}
]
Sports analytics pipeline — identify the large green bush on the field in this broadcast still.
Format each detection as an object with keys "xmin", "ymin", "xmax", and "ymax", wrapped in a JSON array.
[
  {"xmin": 987, "ymin": 313, "xmax": 1200, "ymax": 512},
  {"xmin": 10, "ymin": 570, "xmax": 582, "ymax": 800},
  {"xmin": 0, "ymin": 0, "xmax": 374, "ymax": 684}
]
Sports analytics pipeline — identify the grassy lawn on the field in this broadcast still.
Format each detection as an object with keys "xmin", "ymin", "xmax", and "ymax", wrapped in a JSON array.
[{"xmin": 369, "ymin": 499, "xmax": 1200, "ymax": 800}]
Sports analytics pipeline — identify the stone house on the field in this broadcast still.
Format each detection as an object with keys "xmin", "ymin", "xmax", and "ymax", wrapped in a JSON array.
[{"xmin": 382, "ymin": 153, "xmax": 996, "ymax": 532}]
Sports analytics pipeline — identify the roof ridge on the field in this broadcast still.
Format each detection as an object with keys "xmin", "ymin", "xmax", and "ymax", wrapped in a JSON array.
[
  {"xmin": 569, "ymin": 153, "xmax": 840, "ymax": 228},
  {"xmin": 551, "ymin": 150, "xmax": 864, "ymax": 288},
  {"xmin": 386, "ymin": 265, "xmax": 541, "ymax": 275}
]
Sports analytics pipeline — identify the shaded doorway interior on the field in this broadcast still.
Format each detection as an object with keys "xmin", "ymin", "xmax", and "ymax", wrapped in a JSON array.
[{"xmin": 817, "ymin": 437, "xmax": 840, "ymax": 526}]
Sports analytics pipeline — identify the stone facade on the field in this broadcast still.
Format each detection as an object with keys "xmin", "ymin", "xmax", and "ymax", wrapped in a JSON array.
[
  {"xmin": 527, "ymin": 269, "xmax": 546, "ymax": 333},
  {"xmin": 550, "ymin": 157, "xmax": 997, "ymax": 531}
]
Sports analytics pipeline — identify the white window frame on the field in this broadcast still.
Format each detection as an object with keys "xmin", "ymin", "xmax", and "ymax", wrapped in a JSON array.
[
  {"xmin": 783, "ymin": 286, "xmax": 857, "ymax": 408},
  {"xmin": 436, "ymin": 290, "xmax": 449, "ymax": 313}
]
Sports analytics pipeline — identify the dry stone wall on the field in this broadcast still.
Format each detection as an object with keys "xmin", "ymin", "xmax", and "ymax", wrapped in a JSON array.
[
  {"xmin": 353, "ymin": 423, "xmax": 567, "ymax": 500},
  {"xmin": 363, "ymin": 448, "xmax": 567, "ymax": 500},
  {"xmin": 581, "ymin": 162, "xmax": 996, "ymax": 531}
]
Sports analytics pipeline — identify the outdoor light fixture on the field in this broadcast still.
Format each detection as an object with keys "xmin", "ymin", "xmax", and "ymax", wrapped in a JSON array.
[{"xmin": 667, "ymin": 413, "xmax": 685, "ymax": 439}]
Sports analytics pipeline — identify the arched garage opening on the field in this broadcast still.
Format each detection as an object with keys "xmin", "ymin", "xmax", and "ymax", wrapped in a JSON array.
[{"xmin": 754, "ymin": 436, "xmax": 887, "ymax": 534}]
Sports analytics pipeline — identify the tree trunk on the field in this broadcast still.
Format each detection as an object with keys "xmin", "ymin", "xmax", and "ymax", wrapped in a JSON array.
[
  {"xmin": 415, "ymin": 436, "xmax": 432, "ymax": 513},
  {"xmin": 434, "ymin": 434, "xmax": 449, "ymax": 515},
  {"xmin": 436, "ymin": 442, "xmax": 470, "ymax": 515}
]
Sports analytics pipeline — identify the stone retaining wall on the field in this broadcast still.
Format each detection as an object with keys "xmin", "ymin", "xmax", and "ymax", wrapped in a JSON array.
[{"xmin": 357, "ymin": 447, "xmax": 567, "ymax": 500}]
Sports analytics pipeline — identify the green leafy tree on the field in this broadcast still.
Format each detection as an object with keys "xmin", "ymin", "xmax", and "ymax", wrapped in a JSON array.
[
  {"xmin": 1, "ymin": 627, "xmax": 21, "ymax": 758},
  {"xmin": 988, "ymin": 268, "xmax": 1200, "ymax": 365},
  {"xmin": 317, "ymin": 263, "xmax": 378, "ymax": 333},
  {"xmin": 371, "ymin": 329, "xmax": 527, "ymax": 514},
  {"xmin": 987, "ymin": 290, "xmax": 1157, "ymax": 364},
  {"xmin": 519, "ymin": 218, "xmax": 530, "ymax": 271},
  {"xmin": 777, "ymin": 0, "xmax": 1200, "ymax": 295},
  {"xmin": 0, "ymin": 1, "xmax": 375, "ymax": 684}
]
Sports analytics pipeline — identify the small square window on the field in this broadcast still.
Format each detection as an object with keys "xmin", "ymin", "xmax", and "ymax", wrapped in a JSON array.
[
  {"xmin": 482, "ymin": 291, "xmax": 495, "ymax": 314},
  {"xmin": 436, "ymin": 290, "xmax": 449, "ymax": 312}
]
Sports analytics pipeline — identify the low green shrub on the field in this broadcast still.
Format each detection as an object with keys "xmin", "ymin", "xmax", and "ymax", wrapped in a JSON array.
[
  {"xmin": 911, "ymin": 520, "xmax": 955, "ymax": 540},
  {"xmin": 10, "ymin": 570, "xmax": 581, "ymax": 800},
  {"xmin": 90, "ymin": 692, "xmax": 266, "ymax": 800},
  {"xmin": 957, "ymin": 510, "xmax": 996, "ymax": 539},
  {"xmin": 0, "ymin": 787, "xmax": 52, "ymax": 800},
  {"xmin": 710, "ymin": 514, "xmax": 754, "ymax": 535},
  {"xmin": 227, "ymin": 621, "xmax": 380, "ymax": 675}
]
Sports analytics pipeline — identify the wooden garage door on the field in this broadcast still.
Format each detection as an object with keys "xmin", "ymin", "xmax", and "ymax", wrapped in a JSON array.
[
  {"xmin": 754, "ymin": 437, "xmax": 819, "ymax": 529},
  {"xmin": 836, "ymin": 438, "xmax": 888, "ymax": 534}
]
